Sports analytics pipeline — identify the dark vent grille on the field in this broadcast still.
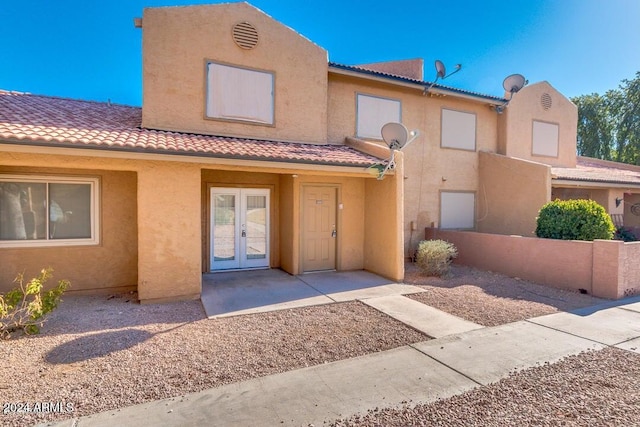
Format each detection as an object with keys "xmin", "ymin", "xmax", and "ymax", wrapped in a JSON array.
[
  {"xmin": 232, "ymin": 22, "xmax": 259, "ymax": 50},
  {"xmin": 541, "ymin": 93, "xmax": 552, "ymax": 110}
]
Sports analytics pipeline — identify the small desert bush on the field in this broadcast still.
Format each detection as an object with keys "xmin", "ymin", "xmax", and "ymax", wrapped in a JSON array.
[
  {"xmin": 0, "ymin": 268, "xmax": 69, "ymax": 339},
  {"xmin": 415, "ymin": 239, "xmax": 458, "ymax": 277},
  {"xmin": 535, "ymin": 199, "xmax": 615, "ymax": 241}
]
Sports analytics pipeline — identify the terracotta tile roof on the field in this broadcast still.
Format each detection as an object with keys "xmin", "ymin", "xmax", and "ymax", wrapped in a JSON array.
[
  {"xmin": 552, "ymin": 157, "xmax": 640, "ymax": 187},
  {"xmin": 0, "ymin": 91, "xmax": 381, "ymax": 167}
]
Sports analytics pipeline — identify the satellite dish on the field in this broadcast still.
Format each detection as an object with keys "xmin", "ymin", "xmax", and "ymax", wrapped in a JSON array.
[
  {"xmin": 381, "ymin": 122, "xmax": 409, "ymax": 150},
  {"xmin": 435, "ymin": 60, "xmax": 446, "ymax": 79},
  {"xmin": 503, "ymin": 74, "xmax": 527, "ymax": 94}
]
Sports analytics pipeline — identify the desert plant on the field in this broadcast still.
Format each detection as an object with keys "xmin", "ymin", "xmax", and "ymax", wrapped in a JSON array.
[
  {"xmin": 415, "ymin": 239, "xmax": 458, "ymax": 277},
  {"xmin": 0, "ymin": 268, "xmax": 69, "ymax": 339},
  {"xmin": 535, "ymin": 199, "xmax": 615, "ymax": 241}
]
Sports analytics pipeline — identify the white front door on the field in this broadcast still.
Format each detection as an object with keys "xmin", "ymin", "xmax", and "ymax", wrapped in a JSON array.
[{"xmin": 210, "ymin": 187, "xmax": 270, "ymax": 271}]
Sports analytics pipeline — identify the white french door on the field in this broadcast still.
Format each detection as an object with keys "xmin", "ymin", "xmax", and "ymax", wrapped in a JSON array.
[{"xmin": 210, "ymin": 187, "xmax": 270, "ymax": 271}]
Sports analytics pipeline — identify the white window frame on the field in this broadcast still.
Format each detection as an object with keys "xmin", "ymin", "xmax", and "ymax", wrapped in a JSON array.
[
  {"xmin": 356, "ymin": 93, "xmax": 402, "ymax": 139},
  {"xmin": 441, "ymin": 108, "xmax": 477, "ymax": 151},
  {"xmin": 205, "ymin": 61, "xmax": 275, "ymax": 125},
  {"xmin": 440, "ymin": 191, "xmax": 476, "ymax": 230},
  {"xmin": 0, "ymin": 175, "xmax": 100, "ymax": 248},
  {"xmin": 532, "ymin": 120, "xmax": 559, "ymax": 157}
]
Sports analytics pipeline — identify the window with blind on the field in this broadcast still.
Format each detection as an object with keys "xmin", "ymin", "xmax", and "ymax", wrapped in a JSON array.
[{"xmin": 206, "ymin": 62, "xmax": 274, "ymax": 125}]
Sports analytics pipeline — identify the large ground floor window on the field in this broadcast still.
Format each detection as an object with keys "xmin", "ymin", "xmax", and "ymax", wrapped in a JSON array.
[{"xmin": 0, "ymin": 175, "xmax": 99, "ymax": 247}]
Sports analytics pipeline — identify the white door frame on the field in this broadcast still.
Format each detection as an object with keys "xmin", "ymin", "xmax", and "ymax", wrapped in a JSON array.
[{"xmin": 210, "ymin": 187, "xmax": 270, "ymax": 271}]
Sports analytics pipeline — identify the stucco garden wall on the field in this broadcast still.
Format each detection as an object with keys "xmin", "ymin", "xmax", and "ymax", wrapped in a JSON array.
[{"xmin": 427, "ymin": 228, "xmax": 640, "ymax": 299}]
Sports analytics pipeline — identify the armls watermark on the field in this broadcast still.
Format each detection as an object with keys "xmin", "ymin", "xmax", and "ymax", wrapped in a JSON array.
[{"xmin": 3, "ymin": 402, "xmax": 74, "ymax": 414}]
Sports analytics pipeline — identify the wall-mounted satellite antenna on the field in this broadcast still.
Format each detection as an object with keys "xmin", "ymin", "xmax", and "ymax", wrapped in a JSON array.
[
  {"xmin": 424, "ymin": 60, "xmax": 462, "ymax": 94},
  {"xmin": 368, "ymin": 122, "xmax": 420, "ymax": 180},
  {"xmin": 494, "ymin": 73, "xmax": 528, "ymax": 113}
]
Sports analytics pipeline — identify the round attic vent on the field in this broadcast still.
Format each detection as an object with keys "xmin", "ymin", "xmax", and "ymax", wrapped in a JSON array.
[
  {"xmin": 631, "ymin": 203, "xmax": 640, "ymax": 216},
  {"xmin": 232, "ymin": 22, "xmax": 259, "ymax": 50},
  {"xmin": 541, "ymin": 93, "xmax": 553, "ymax": 110}
]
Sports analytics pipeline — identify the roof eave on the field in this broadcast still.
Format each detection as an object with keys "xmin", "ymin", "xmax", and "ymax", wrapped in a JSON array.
[
  {"xmin": 328, "ymin": 63, "xmax": 505, "ymax": 106},
  {"xmin": 552, "ymin": 177, "xmax": 640, "ymax": 189},
  {"xmin": 0, "ymin": 139, "xmax": 381, "ymax": 173}
]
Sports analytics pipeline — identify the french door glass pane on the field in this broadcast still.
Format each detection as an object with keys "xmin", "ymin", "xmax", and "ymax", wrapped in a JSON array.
[
  {"xmin": 245, "ymin": 195, "xmax": 267, "ymax": 260},
  {"xmin": 49, "ymin": 183, "xmax": 92, "ymax": 239},
  {"xmin": 213, "ymin": 194, "xmax": 236, "ymax": 261}
]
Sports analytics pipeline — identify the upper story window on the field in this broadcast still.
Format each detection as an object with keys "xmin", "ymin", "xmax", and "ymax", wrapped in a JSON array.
[
  {"xmin": 532, "ymin": 120, "xmax": 559, "ymax": 157},
  {"xmin": 356, "ymin": 94, "xmax": 401, "ymax": 139},
  {"xmin": 441, "ymin": 108, "xmax": 476, "ymax": 151},
  {"xmin": 0, "ymin": 175, "xmax": 99, "ymax": 248},
  {"xmin": 206, "ymin": 61, "xmax": 274, "ymax": 125}
]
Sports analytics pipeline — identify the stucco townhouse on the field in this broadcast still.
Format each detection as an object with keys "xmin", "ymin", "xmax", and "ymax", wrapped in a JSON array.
[{"xmin": 1, "ymin": 2, "xmax": 639, "ymax": 301}]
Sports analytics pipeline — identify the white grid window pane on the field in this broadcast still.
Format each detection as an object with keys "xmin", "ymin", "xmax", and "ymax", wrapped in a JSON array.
[
  {"xmin": 206, "ymin": 62, "xmax": 274, "ymax": 124},
  {"xmin": 441, "ymin": 109, "xmax": 476, "ymax": 151},
  {"xmin": 356, "ymin": 94, "xmax": 401, "ymax": 139},
  {"xmin": 441, "ymin": 192, "xmax": 475, "ymax": 229},
  {"xmin": 532, "ymin": 120, "xmax": 559, "ymax": 157}
]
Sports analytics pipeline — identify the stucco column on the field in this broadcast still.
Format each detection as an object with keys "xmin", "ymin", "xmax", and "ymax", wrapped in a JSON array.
[
  {"xmin": 364, "ymin": 152, "xmax": 405, "ymax": 281},
  {"xmin": 137, "ymin": 162, "xmax": 202, "ymax": 302},
  {"xmin": 592, "ymin": 239, "xmax": 622, "ymax": 299}
]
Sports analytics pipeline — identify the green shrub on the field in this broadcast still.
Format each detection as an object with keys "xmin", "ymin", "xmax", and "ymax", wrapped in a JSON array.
[
  {"xmin": 535, "ymin": 199, "xmax": 615, "ymax": 241},
  {"xmin": 416, "ymin": 239, "xmax": 458, "ymax": 277},
  {"xmin": 0, "ymin": 268, "xmax": 69, "ymax": 339}
]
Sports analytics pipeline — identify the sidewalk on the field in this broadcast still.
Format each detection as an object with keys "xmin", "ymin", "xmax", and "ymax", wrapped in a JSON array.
[{"xmin": 48, "ymin": 296, "xmax": 640, "ymax": 427}]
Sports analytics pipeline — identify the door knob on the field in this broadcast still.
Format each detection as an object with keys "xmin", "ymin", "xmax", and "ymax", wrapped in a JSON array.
[
  {"xmin": 331, "ymin": 229, "xmax": 337, "ymax": 238},
  {"xmin": 241, "ymin": 229, "xmax": 246, "ymax": 237}
]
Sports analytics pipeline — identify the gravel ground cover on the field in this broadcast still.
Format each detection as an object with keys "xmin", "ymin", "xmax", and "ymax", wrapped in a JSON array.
[
  {"xmin": 0, "ymin": 295, "xmax": 427, "ymax": 427},
  {"xmin": 333, "ymin": 347, "xmax": 640, "ymax": 426},
  {"xmin": 405, "ymin": 263, "xmax": 605, "ymax": 326}
]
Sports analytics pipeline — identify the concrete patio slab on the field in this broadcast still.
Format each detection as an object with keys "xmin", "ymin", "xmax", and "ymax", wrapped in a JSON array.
[
  {"xmin": 65, "ymin": 346, "xmax": 477, "ymax": 427},
  {"xmin": 528, "ymin": 306, "xmax": 640, "ymax": 346},
  {"xmin": 298, "ymin": 270, "xmax": 425, "ymax": 302},
  {"xmin": 201, "ymin": 269, "xmax": 332, "ymax": 318},
  {"xmin": 615, "ymin": 337, "xmax": 640, "ymax": 354},
  {"xmin": 201, "ymin": 269, "xmax": 426, "ymax": 318},
  {"xmin": 412, "ymin": 321, "xmax": 604, "ymax": 386},
  {"xmin": 362, "ymin": 295, "xmax": 484, "ymax": 338}
]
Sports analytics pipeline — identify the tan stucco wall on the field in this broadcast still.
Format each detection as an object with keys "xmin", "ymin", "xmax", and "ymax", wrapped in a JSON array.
[
  {"xmin": 201, "ymin": 170, "xmax": 280, "ymax": 271},
  {"xmin": 364, "ymin": 154, "xmax": 404, "ymax": 281},
  {"xmin": 478, "ymin": 152, "xmax": 551, "ymax": 236},
  {"xmin": 0, "ymin": 166, "xmax": 137, "ymax": 294},
  {"xmin": 141, "ymin": 3, "xmax": 329, "ymax": 143},
  {"xmin": 136, "ymin": 163, "xmax": 202, "ymax": 302},
  {"xmin": 328, "ymin": 73, "xmax": 499, "ymax": 255},
  {"xmin": 278, "ymin": 174, "xmax": 297, "ymax": 274},
  {"xmin": 499, "ymin": 82, "xmax": 578, "ymax": 167}
]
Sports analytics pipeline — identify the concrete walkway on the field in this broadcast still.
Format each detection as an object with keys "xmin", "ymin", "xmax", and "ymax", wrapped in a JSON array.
[{"xmin": 51, "ymin": 295, "xmax": 640, "ymax": 427}]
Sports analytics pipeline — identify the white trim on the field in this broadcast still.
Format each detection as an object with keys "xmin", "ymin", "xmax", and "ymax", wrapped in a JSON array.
[
  {"xmin": 210, "ymin": 187, "xmax": 270, "ymax": 271},
  {"xmin": 0, "ymin": 174, "xmax": 100, "ymax": 248}
]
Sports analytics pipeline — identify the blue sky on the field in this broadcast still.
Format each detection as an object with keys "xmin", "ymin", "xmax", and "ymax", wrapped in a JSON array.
[{"xmin": 1, "ymin": 0, "xmax": 638, "ymax": 106}]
